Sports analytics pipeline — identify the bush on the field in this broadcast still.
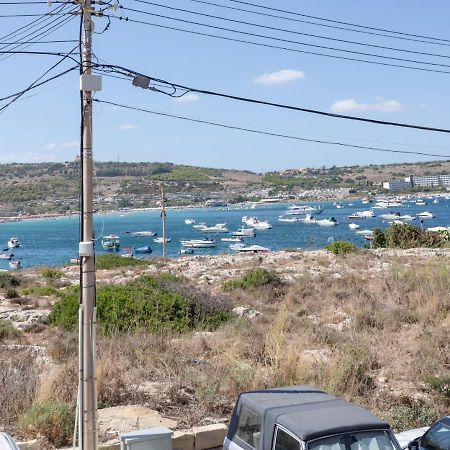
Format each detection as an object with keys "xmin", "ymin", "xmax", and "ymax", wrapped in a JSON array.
[
  {"xmin": 20, "ymin": 402, "xmax": 75, "ymax": 447},
  {"xmin": 41, "ymin": 267, "xmax": 64, "ymax": 279},
  {"xmin": 372, "ymin": 228, "xmax": 386, "ymax": 249},
  {"xmin": 222, "ymin": 269, "xmax": 279, "ymax": 291},
  {"xmin": 95, "ymin": 254, "xmax": 150, "ymax": 270},
  {"xmin": 0, "ymin": 273, "xmax": 20, "ymax": 288},
  {"xmin": 390, "ymin": 398, "xmax": 439, "ymax": 431},
  {"xmin": 326, "ymin": 241, "xmax": 357, "ymax": 255},
  {"xmin": 0, "ymin": 320, "xmax": 21, "ymax": 341},
  {"xmin": 49, "ymin": 275, "xmax": 231, "ymax": 333},
  {"xmin": 4, "ymin": 288, "xmax": 19, "ymax": 299},
  {"xmin": 425, "ymin": 376, "xmax": 450, "ymax": 402}
]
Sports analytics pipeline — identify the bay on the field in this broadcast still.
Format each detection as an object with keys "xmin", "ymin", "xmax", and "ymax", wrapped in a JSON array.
[{"xmin": 0, "ymin": 198, "xmax": 449, "ymax": 270}]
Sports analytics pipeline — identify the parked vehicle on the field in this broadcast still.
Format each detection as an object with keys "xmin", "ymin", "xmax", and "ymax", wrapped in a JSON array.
[
  {"xmin": 398, "ymin": 416, "xmax": 450, "ymax": 450},
  {"xmin": 223, "ymin": 386, "xmax": 400, "ymax": 450}
]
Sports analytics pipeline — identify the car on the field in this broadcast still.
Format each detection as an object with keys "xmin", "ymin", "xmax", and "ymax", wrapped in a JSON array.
[
  {"xmin": 0, "ymin": 432, "xmax": 19, "ymax": 450},
  {"xmin": 403, "ymin": 416, "xmax": 450, "ymax": 450},
  {"xmin": 223, "ymin": 386, "xmax": 401, "ymax": 450}
]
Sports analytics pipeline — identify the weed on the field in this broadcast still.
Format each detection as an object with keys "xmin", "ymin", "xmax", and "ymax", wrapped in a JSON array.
[
  {"xmin": 0, "ymin": 320, "xmax": 21, "ymax": 341},
  {"xmin": 96, "ymin": 254, "xmax": 150, "ymax": 270},
  {"xmin": 4, "ymin": 288, "xmax": 20, "ymax": 299},
  {"xmin": 41, "ymin": 267, "xmax": 64, "ymax": 279},
  {"xmin": 0, "ymin": 273, "xmax": 20, "ymax": 288},
  {"xmin": 222, "ymin": 268, "xmax": 279, "ymax": 291},
  {"xmin": 326, "ymin": 241, "xmax": 357, "ymax": 255}
]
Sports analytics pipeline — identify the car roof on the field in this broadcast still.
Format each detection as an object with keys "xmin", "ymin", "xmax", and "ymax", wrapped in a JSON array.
[{"xmin": 228, "ymin": 386, "xmax": 390, "ymax": 450}]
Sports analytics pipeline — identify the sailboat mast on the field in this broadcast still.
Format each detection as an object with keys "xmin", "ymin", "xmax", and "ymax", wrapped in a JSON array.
[{"xmin": 160, "ymin": 184, "xmax": 167, "ymax": 257}]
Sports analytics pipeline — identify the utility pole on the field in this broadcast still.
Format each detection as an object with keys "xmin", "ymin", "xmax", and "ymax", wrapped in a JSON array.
[
  {"xmin": 160, "ymin": 183, "xmax": 167, "ymax": 257},
  {"xmin": 78, "ymin": 0, "xmax": 100, "ymax": 449}
]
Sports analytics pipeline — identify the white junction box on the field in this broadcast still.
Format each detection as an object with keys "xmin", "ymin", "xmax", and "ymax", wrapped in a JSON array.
[
  {"xmin": 80, "ymin": 74, "xmax": 102, "ymax": 91},
  {"xmin": 120, "ymin": 427, "xmax": 173, "ymax": 450}
]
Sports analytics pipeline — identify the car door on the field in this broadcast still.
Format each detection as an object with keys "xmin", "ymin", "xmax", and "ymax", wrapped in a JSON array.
[{"xmin": 419, "ymin": 420, "xmax": 450, "ymax": 450}]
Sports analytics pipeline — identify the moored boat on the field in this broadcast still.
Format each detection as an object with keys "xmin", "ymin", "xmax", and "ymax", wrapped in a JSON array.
[
  {"xmin": 417, "ymin": 211, "xmax": 434, "ymax": 219},
  {"xmin": 134, "ymin": 245, "xmax": 152, "ymax": 254},
  {"xmin": 316, "ymin": 217, "xmax": 339, "ymax": 227},
  {"xmin": 184, "ymin": 218, "xmax": 195, "ymax": 225},
  {"xmin": 200, "ymin": 223, "xmax": 229, "ymax": 233},
  {"xmin": 238, "ymin": 245, "xmax": 271, "ymax": 253},
  {"xmin": 101, "ymin": 234, "xmax": 120, "ymax": 250},
  {"xmin": 221, "ymin": 237, "xmax": 243, "ymax": 242},
  {"xmin": 180, "ymin": 238, "xmax": 216, "ymax": 248},
  {"xmin": 232, "ymin": 227, "xmax": 256, "ymax": 237},
  {"xmin": 7, "ymin": 237, "xmax": 20, "ymax": 248},
  {"xmin": 348, "ymin": 223, "xmax": 360, "ymax": 230},
  {"xmin": 9, "ymin": 260, "xmax": 21, "ymax": 269},
  {"xmin": 131, "ymin": 230, "xmax": 157, "ymax": 237},
  {"xmin": 153, "ymin": 237, "xmax": 171, "ymax": 243}
]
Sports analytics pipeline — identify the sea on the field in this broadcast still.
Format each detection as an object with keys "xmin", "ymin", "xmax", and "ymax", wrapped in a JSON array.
[{"xmin": 1, "ymin": 198, "xmax": 449, "ymax": 270}]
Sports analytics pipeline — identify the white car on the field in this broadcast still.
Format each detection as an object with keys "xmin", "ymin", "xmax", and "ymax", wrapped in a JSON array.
[{"xmin": 0, "ymin": 432, "xmax": 20, "ymax": 450}]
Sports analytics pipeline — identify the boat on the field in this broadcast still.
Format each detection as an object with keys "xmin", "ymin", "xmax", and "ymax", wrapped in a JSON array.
[
  {"xmin": 238, "ymin": 245, "xmax": 271, "ymax": 253},
  {"xmin": 285, "ymin": 205, "xmax": 323, "ymax": 215},
  {"xmin": 398, "ymin": 215, "xmax": 415, "ymax": 222},
  {"xmin": 9, "ymin": 260, "xmax": 21, "ymax": 269},
  {"xmin": 134, "ymin": 245, "xmax": 152, "ymax": 254},
  {"xmin": 229, "ymin": 243, "xmax": 246, "ymax": 251},
  {"xmin": 355, "ymin": 229, "xmax": 374, "ymax": 235},
  {"xmin": 200, "ymin": 223, "xmax": 229, "ymax": 233},
  {"xmin": 184, "ymin": 218, "xmax": 195, "ymax": 225},
  {"xmin": 348, "ymin": 223, "xmax": 360, "ymax": 230},
  {"xmin": 131, "ymin": 230, "xmax": 157, "ymax": 237},
  {"xmin": 179, "ymin": 248, "xmax": 194, "ymax": 255},
  {"xmin": 101, "ymin": 234, "xmax": 120, "ymax": 250},
  {"xmin": 316, "ymin": 217, "xmax": 339, "ymax": 227},
  {"xmin": 0, "ymin": 253, "xmax": 13, "ymax": 260},
  {"xmin": 278, "ymin": 216, "xmax": 299, "ymax": 223},
  {"xmin": 363, "ymin": 234, "xmax": 374, "ymax": 241},
  {"xmin": 192, "ymin": 222, "xmax": 207, "ymax": 229},
  {"xmin": 7, "ymin": 237, "xmax": 20, "ymax": 248},
  {"xmin": 417, "ymin": 211, "xmax": 435, "ymax": 219},
  {"xmin": 153, "ymin": 237, "xmax": 171, "ymax": 243},
  {"xmin": 335, "ymin": 203, "xmax": 344, "ymax": 209},
  {"xmin": 180, "ymin": 238, "xmax": 216, "ymax": 248},
  {"xmin": 348, "ymin": 210, "xmax": 375, "ymax": 219},
  {"xmin": 298, "ymin": 214, "xmax": 317, "ymax": 224},
  {"xmin": 379, "ymin": 212, "xmax": 401, "ymax": 221},
  {"xmin": 427, "ymin": 226, "xmax": 449, "ymax": 232},
  {"xmin": 242, "ymin": 216, "xmax": 272, "ymax": 229},
  {"xmin": 432, "ymin": 199, "xmax": 439, "ymax": 204},
  {"xmin": 121, "ymin": 247, "xmax": 134, "ymax": 258},
  {"xmin": 416, "ymin": 200, "xmax": 426, "ymax": 206},
  {"xmin": 221, "ymin": 237, "xmax": 243, "ymax": 242},
  {"xmin": 232, "ymin": 227, "xmax": 256, "ymax": 237}
]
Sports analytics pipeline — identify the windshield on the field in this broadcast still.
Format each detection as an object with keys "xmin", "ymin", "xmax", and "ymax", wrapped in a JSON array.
[{"xmin": 307, "ymin": 430, "xmax": 398, "ymax": 450}]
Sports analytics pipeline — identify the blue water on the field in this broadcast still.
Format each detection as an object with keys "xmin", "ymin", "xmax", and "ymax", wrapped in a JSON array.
[{"xmin": 1, "ymin": 198, "xmax": 449, "ymax": 269}]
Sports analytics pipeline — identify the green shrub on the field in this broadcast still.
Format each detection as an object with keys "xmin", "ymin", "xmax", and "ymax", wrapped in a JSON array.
[
  {"xmin": 21, "ymin": 286, "xmax": 59, "ymax": 297},
  {"xmin": 425, "ymin": 376, "xmax": 450, "ymax": 402},
  {"xmin": 222, "ymin": 269, "xmax": 278, "ymax": 291},
  {"xmin": 49, "ymin": 275, "xmax": 231, "ymax": 333},
  {"xmin": 0, "ymin": 273, "xmax": 21, "ymax": 288},
  {"xmin": 390, "ymin": 398, "xmax": 439, "ymax": 431},
  {"xmin": 41, "ymin": 267, "xmax": 64, "ymax": 279},
  {"xmin": 326, "ymin": 241, "xmax": 357, "ymax": 255},
  {"xmin": 20, "ymin": 402, "xmax": 75, "ymax": 447},
  {"xmin": 372, "ymin": 228, "xmax": 386, "ymax": 249},
  {"xmin": 95, "ymin": 254, "xmax": 150, "ymax": 270},
  {"xmin": 0, "ymin": 320, "xmax": 21, "ymax": 341},
  {"xmin": 4, "ymin": 288, "xmax": 19, "ymax": 299}
]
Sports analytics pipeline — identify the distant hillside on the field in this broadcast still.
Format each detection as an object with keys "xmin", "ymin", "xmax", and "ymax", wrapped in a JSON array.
[{"xmin": 0, "ymin": 159, "xmax": 449, "ymax": 215}]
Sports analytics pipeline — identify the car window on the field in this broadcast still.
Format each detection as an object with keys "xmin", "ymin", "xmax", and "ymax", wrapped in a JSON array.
[
  {"xmin": 235, "ymin": 405, "xmax": 262, "ymax": 449},
  {"xmin": 274, "ymin": 427, "xmax": 301, "ymax": 450},
  {"xmin": 421, "ymin": 422, "xmax": 450, "ymax": 450}
]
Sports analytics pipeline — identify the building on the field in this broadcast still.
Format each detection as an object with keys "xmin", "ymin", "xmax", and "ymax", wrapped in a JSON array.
[
  {"xmin": 382, "ymin": 179, "xmax": 412, "ymax": 191},
  {"xmin": 410, "ymin": 174, "xmax": 450, "ymax": 188}
]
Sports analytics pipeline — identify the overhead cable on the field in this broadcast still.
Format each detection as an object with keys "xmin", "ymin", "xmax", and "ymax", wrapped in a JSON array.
[
  {"xmin": 111, "ymin": 16, "xmax": 450, "ymax": 75},
  {"xmin": 127, "ymin": 0, "xmax": 450, "ymax": 60},
  {"xmin": 93, "ymin": 99, "xmax": 450, "ymax": 159}
]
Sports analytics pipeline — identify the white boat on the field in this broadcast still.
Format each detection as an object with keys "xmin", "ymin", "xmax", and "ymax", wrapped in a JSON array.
[
  {"xmin": 398, "ymin": 215, "xmax": 415, "ymax": 222},
  {"xmin": 316, "ymin": 217, "xmax": 338, "ymax": 227},
  {"xmin": 278, "ymin": 216, "xmax": 299, "ymax": 223},
  {"xmin": 335, "ymin": 203, "xmax": 344, "ymax": 209},
  {"xmin": 201, "ymin": 223, "xmax": 229, "ymax": 233},
  {"xmin": 131, "ymin": 230, "xmax": 157, "ymax": 237},
  {"xmin": 348, "ymin": 210, "xmax": 375, "ymax": 219},
  {"xmin": 298, "ymin": 214, "xmax": 317, "ymax": 224},
  {"xmin": 285, "ymin": 205, "xmax": 322, "ymax": 215},
  {"xmin": 184, "ymin": 218, "xmax": 195, "ymax": 225},
  {"xmin": 416, "ymin": 200, "xmax": 426, "ymax": 206},
  {"xmin": 7, "ymin": 237, "xmax": 20, "ymax": 248},
  {"xmin": 221, "ymin": 237, "xmax": 243, "ymax": 242},
  {"xmin": 153, "ymin": 237, "xmax": 171, "ymax": 243},
  {"xmin": 348, "ymin": 223, "xmax": 360, "ymax": 230},
  {"xmin": 121, "ymin": 247, "xmax": 134, "ymax": 258},
  {"xmin": 432, "ymin": 199, "xmax": 439, "ymax": 204},
  {"xmin": 9, "ymin": 260, "xmax": 21, "ymax": 269},
  {"xmin": 101, "ymin": 234, "xmax": 120, "ymax": 250},
  {"xmin": 427, "ymin": 226, "xmax": 449, "ymax": 232},
  {"xmin": 238, "ymin": 245, "xmax": 271, "ymax": 253},
  {"xmin": 0, "ymin": 253, "xmax": 13, "ymax": 260},
  {"xmin": 232, "ymin": 227, "xmax": 256, "ymax": 237},
  {"xmin": 179, "ymin": 248, "xmax": 194, "ymax": 255},
  {"xmin": 193, "ymin": 222, "xmax": 207, "ymax": 229},
  {"xmin": 242, "ymin": 216, "xmax": 272, "ymax": 229},
  {"xmin": 180, "ymin": 238, "xmax": 216, "ymax": 248},
  {"xmin": 417, "ymin": 211, "xmax": 434, "ymax": 219},
  {"xmin": 355, "ymin": 229, "xmax": 374, "ymax": 235},
  {"xmin": 229, "ymin": 243, "xmax": 246, "ymax": 251},
  {"xmin": 379, "ymin": 212, "xmax": 401, "ymax": 221}
]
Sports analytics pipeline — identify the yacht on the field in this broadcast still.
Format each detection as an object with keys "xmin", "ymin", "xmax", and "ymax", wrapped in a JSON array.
[
  {"xmin": 242, "ymin": 216, "xmax": 272, "ymax": 229},
  {"xmin": 131, "ymin": 230, "xmax": 157, "ymax": 237},
  {"xmin": 379, "ymin": 212, "xmax": 401, "ymax": 221},
  {"xmin": 316, "ymin": 217, "xmax": 339, "ymax": 227},
  {"xmin": 238, "ymin": 245, "xmax": 271, "ymax": 253},
  {"xmin": 278, "ymin": 216, "xmax": 299, "ymax": 223},
  {"xmin": 232, "ymin": 227, "xmax": 256, "ymax": 237},
  {"xmin": 200, "ymin": 223, "xmax": 229, "ymax": 233},
  {"xmin": 221, "ymin": 237, "xmax": 243, "ymax": 242},
  {"xmin": 298, "ymin": 214, "xmax": 317, "ymax": 224},
  {"xmin": 417, "ymin": 211, "xmax": 434, "ymax": 219},
  {"xmin": 7, "ymin": 237, "xmax": 20, "ymax": 248},
  {"xmin": 285, "ymin": 205, "xmax": 322, "ymax": 215},
  {"xmin": 180, "ymin": 238, "xmax": 216, "ymax": 248},
  {"xmin": 348, "ymin": 223, "xmax": 360, "ymax": 230},
  {"xmin": 348, "ymin": 210, "xmax": 375, "ymax": 219},
  {"xmin": 184, "ymin": 218, "xmax": 195, "ymax": 225}
]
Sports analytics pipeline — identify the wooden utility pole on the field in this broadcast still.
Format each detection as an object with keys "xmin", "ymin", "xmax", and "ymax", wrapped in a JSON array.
[{"xmin": 79, "ymin": 0, "xmax": 99, "ymax": 448}]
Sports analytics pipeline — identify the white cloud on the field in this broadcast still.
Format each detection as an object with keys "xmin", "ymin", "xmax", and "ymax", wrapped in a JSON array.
[
  {"xmin": 61, "ymin": 140, "xmax": 78, "ymax": 149},
  {"xmin": 174, "ymin": 93, "xmax": 200, "ymax": 103},
  {"xmin": 43, "ymin": 141, "xmax": 78, "ymax": 151},
  {"xmin": 117, "ymin": 123, "xmax": 139, "ymax": 131},
  {"xmin": 329, "ymin": 99, "xmax": 402, "ymax": 113},
  {"xmin": 254, "ymin": 69, "xmax": 305, "ymax": 85},
  {"xmin": 0, "ymin": 151, "xmax": 57, "ymax": 163}
]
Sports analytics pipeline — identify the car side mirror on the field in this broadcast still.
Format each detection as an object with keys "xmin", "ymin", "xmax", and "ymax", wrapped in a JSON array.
[{"xmin": 407, "ymin": 441, "xmax": 419, "ymax": 450}]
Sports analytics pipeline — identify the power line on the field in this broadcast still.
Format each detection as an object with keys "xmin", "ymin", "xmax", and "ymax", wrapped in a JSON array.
[
  {"xmin": 183, "ymin": 0, "xmax": 450, "ymax": 48},
  {"xmin": 93, "ymin": 99, "xmax": 450, "ymax": 159},
  {"xmin": 127, "ymin": 0, "xmax": 450, "ymax": 61},
  {"xmin": 0, "ymin": 39, "xmax": 77, "ymax": 44},
  {"xmin": 94, "ymin": 63, "xmax": 450, "ymax": 134},
  {"xmin": 225, "ymin": 0, "xmax": 450, "ymax": 45},
  {"xmin": 111, "ymin": 16, "xmax": 450, "ymax": 75},
  {"xmin": 0, "ymin": 13, "xmax": 69, "ymax": 18}
]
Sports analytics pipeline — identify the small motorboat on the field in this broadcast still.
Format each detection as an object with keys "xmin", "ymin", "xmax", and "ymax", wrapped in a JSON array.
[
  {"xmin": 134, "ymin": 245, "xmax": 152, "ymax": 254},
  {"xmin": 298, "ymin": 214, "xmax": 317, "ymax": 224},
  {"xmin": 184, "ymin": 218, "xmax": 195, "ymax": 225},
  {"xmin": 417, "ymin": 211, "xmax": 434, "ymax": 219},
  {"xmin": 316, "ymin": 217, "xmax": 339, "ymax": 227},
  {"xmin": 9, "ymin": 260, "xmax": 21, "ymax": 269},
  {"xmin": 200, "ymin": 223, "xmax": 229, "ymax": 233},
  {"xmin": 238, "ymin": 245, "xmax": 271, "ymax": 253},
  {"xmin": 229, "ymin": 243, "xmax": 245, "ymax": 251},
  {"xmin": 121, "ymin": 247, "xmax": 134, "ymax": 258},
  {"xmin": 179, "ymin": 248, "xmax": 194, "ymax": 255},
  {"xmin": 242, "ymin": 216, "xmax": 272, "ymax": 229},
  {"xmin": 278, "ymin": 216, "xmax": 299, "ymax": 223},
  {"xmin": 101, "ymin": 234, "xmax": 120, "ymax": 250},
  {"xmin": 221, "ymin": 237, "xmax": 243, "ymax": 242},
  {"xmin": 232, "ymin": 227, "xmax": 256, "ymax": 237},
  {"xmin": 348, "ymin": 223, "xmax": 360, "ymax": 230},
  {"xmin": 7, "ymin": 237, "xmax": 20, "ymax": 248},
  {"xmin": 379, "ymin": 212, "xmax": 401, "ymax": 221},
  {"xmin": 180, "ymin": 238, "xmax": 215, "ymax": 248},
  {"xmin": 0, "ymin": 253, "xmax": 13, "ymax": 260},
  {"xmin": 131, "ymin": 230, "xmax": 157, "ymax": 237},
  {"xmin": 356, "ymin": 229, "xmax": 374, "ymax": 235},
  {"xmin": 153, "ymin": 237, "xmax": 171, "ymax": 243}
]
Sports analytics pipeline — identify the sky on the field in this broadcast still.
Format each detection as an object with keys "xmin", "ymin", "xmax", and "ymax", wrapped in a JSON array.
[{"xmin": 1, "ymin": 0, "xmax": 450, "ymax": 172}]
